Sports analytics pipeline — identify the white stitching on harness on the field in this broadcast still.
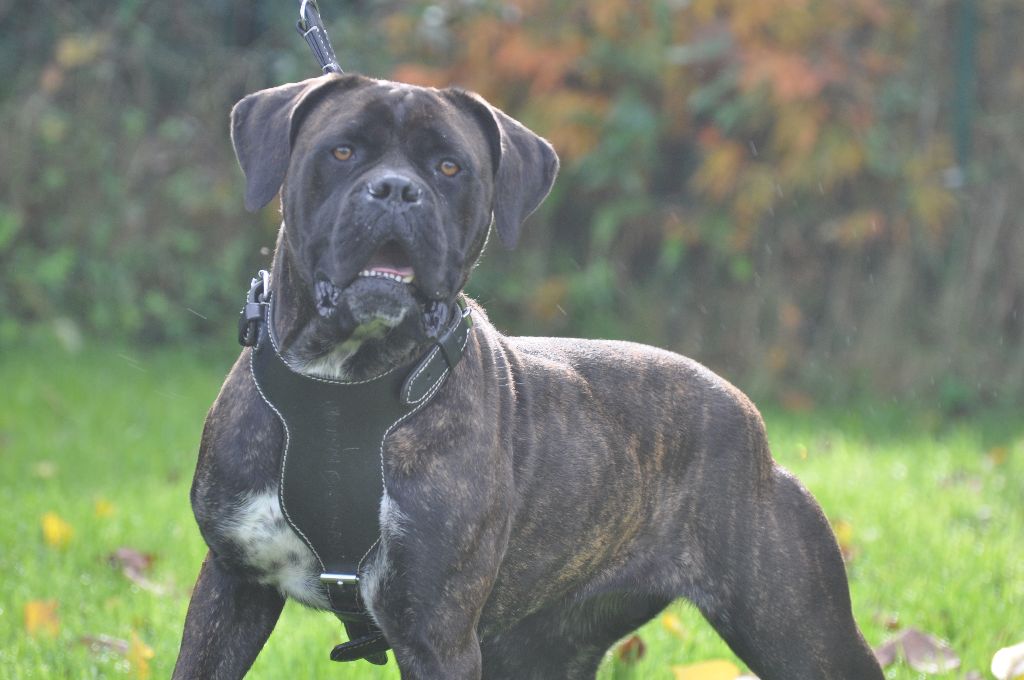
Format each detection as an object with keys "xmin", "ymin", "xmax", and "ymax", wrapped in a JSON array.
[
  {"xmin": 248, "ymin": 342, "xmax": 328, "ymax": 576},
  {"xmin": 357, "ymin": 340, "xmax": 463, "ymax": 575},
  {"xmin": 255, "ymin": 302, "xmax": 474, "ymax": 594}
]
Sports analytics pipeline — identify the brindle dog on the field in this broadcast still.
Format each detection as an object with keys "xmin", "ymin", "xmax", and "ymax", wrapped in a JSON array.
[{"xmin": 173, "ymin": 73, "xmax": 884, "ymax": 679}]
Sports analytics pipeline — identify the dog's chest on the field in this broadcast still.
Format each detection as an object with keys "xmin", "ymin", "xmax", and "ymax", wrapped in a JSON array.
[{"xmin": 221, "ymin": 489, "xmax": 331, "ymax": 609}]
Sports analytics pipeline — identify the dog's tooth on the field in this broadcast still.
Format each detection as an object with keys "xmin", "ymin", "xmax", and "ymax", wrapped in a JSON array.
[{"xmin": 354, "ymin": 268, "xmax": 412, "ymax": 283}]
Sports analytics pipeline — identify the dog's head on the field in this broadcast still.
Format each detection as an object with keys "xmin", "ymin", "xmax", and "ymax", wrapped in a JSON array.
[{"xmin": 231, "ymin": 74, "xmax": 557, "ymax": 341}]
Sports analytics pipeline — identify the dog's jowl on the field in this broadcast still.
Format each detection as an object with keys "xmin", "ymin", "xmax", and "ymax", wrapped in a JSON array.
[{"xmin": 173, "ymin": 74, "xmax": 884, "ymax": 680}]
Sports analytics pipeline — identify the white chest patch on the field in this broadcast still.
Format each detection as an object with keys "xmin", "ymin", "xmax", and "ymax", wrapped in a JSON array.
[{"xmin": 225, "ymin": 490, "xmax": 331, "ymax": 609}]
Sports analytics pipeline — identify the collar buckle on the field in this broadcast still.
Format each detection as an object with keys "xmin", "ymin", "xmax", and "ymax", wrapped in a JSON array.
[
  {"xmin": 238, "ymin": 270, "xmax": 270, "ymax": 347},
  {"xmin": 433, "ymin": 300, "xmax": 473, "ymax": 369}
]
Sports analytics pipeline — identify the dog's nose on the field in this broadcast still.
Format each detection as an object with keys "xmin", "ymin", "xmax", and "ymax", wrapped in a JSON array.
[{"xmin": 366, "ymin": 174, "xmax": 422, "ymax": 205}]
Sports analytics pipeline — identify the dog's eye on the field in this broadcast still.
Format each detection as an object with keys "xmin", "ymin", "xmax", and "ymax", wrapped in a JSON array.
[
  {"xmin": 439, "ymin": 160, "xmax": 461, "ymax": 177},
  {"xmin": 332, "ymin": 146, "xmax": 354, "ymax": 161}
]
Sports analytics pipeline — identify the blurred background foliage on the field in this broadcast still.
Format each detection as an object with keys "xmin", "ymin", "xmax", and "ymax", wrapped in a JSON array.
[{"xmin": 1, "ymin": 0, "xmax": 1022, "ymax": 409}]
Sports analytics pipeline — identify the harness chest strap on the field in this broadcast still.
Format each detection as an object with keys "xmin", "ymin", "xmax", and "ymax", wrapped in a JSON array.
[{"xmin": 246, "ymin": 287, "xmax": 472, "ymax": 664}]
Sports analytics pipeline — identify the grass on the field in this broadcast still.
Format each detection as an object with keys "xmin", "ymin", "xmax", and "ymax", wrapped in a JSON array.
[{"xmin": 1, "ymin": 337, "xmax": 1021, "ymax": 679}]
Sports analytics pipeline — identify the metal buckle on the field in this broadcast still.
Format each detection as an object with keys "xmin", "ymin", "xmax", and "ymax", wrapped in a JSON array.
[
  {"xmin": 320, "ymin": 573, "xmax": 359, "ymax": 585},
  {"xmin": 238, "ymin": 270, "xmax": 271, "ymax": 347},
  {"xmin": 254, "ymin": 269, "xmax": 270, "ymax": 303}
]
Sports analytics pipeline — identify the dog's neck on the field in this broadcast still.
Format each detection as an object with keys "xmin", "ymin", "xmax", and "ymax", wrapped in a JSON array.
[{"xmin": 267, "ymin": 238, "xmax": 427, "ymax": 382}]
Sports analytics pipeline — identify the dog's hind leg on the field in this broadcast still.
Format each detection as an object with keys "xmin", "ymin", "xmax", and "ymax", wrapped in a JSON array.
[
  {"xmin": 684, "ymin": 468, "xmax": 884, "ymax": 680},
  {"xmin": 480, "ymin": 591, "xmax": 670, "ymax": 680}
]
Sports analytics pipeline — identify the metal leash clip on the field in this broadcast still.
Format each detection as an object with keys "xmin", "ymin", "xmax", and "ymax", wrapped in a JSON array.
[
  {"xmin": 297, "ymin": 0, "xmax": 343, "ymax": 74},
  {"xmin": 238, "ymin": 270, "xmax": 270, "ymax": 347}
]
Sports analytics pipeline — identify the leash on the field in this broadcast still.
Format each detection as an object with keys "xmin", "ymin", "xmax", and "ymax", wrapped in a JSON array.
[{"xmin": 296, "ymin": 0, "xmax": 343, "ymax": 74}]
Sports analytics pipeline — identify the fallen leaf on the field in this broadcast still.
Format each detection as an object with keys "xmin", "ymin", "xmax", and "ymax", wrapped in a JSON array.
[
  {"xmin": 661, "ymin": 612, "xmax": 688, "ymax": 640},
  {"xmin": 986, "ymin": 446, "xmax": 1008, "ymax": 466},
  {"xmin": 874, "ymin": 627, "xmax": 960, "ymax": 674},
  {"xmin": 672, "ymin": 660, "xmax": 741, "ymax": 680},
  {"xmin": 24, "ymin": 600, "xmax": 60, "ymax": 637},
  {"xmin": 41, "ymin": 511, "xmax": 73, "ymax": 548},
  {"xmin": 903, "ymin": 628, "xmax": 960, "ymax": 673},
  {"xmin": 127, "ymin": 630, "xmax": 155, "ymax": 680},
  {"xmin": 615, "ymin": 634, "xmax": 646, "ymax": 664},
  {"xmin": 94, "ymin": 498, "xmax": 116, "ymax": 518},
  {"xmin": 992, "ymin": 640, "xmax": 1024, "ymax": 680},
  {"xmin": 874, "ymin": 637, "xmax": 899, "ymax": 667},
  {"xmin": 831, "ymin": 518, "xmax": 857, "ymax": 562},
  {"xmin": 109, "ymin": 547, "xmax": 153, "ymax": 573},
  {"xmin": 79, "ymin": 633, "xmax": 130, "ymax": 656},
  {"xmin": 108, "ymin": 547, "xmax": 165, "ymax": 595},
  {"xmin": 873, "ymin": 611, "xmax": 901, "ymax": 631}
]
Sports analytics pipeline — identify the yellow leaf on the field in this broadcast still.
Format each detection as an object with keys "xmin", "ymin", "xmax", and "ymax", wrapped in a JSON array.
[
  {"xmin": 128, "ymin": 631, "xmax": 155, "ymax": 680},
  {"xmin": 693, "ymin": 141, "xmax": 745, "ymax": 200},
  {"xmin": 908, "ymin": 183, "xmax": 956, "ymax": 239},
  {"xmin": 528, "ymin": 276, "xmax": 569, "ymax": 322},
  {"xmin": 832, "ymin": 518, "xmax": 858, "ymax": 562},
  {"xmin": 56, "ymin": 33, "xmax": 106, "ymax": 69},
  {"xmin": 41, "ymin": 511, "xmax": 73, "ymax": 548},
  {"xmin": 94, "ymin": 498, "xmax": 116, "ymax": 518},
  {"xmin": 661, "ymin": 612, "xmax": 688, "ymax": 640},
  {"xmin": 831, "ymin": 210, "xmax": 885, "ymax": 247},
  {"xmin": 672, "ymin": 659, "xmax": 741, "ymax": 680},
  {"xmin": 987, "ymin": 446, "xmax": 1008, "ymax": 467},
  {"xmin": 732, "ymin": 165, "xmax": 776, "ymax": 225},
  {"xmin": 833, "ymin": 519, "xmax": 854, "ymax": 545},
  {"xmin": 24, "ymin": 600, "xmax": 60, "ymax": 637}
]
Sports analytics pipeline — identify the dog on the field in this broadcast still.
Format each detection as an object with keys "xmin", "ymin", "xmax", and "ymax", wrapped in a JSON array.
[{"xmin": 173, "ymin": 73, "xmax": 884, "ymax": 679}]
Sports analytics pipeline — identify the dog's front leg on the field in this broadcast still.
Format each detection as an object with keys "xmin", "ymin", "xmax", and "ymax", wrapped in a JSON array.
[
  {"xmin": 365, "ymin": 480, "xmax": 510, "ymax": 680},
  {"xmin": 172, "ymin": 551, "xmax": 285, "ymax": 680}
]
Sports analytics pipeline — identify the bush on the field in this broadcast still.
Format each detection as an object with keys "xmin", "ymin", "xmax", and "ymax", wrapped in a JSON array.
[{"xmin": 1, "ymin": 0, "xmax": 1021, "ymax": 405}]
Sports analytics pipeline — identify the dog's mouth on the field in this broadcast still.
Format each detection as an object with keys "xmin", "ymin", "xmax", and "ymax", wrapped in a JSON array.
[
  {"xmin": 357, "ymin": 240, "xmax": 415, "ymax": 285},
  {"xmin": 314, "ymin": 240, "xmax": 420, "ymax": 319}
]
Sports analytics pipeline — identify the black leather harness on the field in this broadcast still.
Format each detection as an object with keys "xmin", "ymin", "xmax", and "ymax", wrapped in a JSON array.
[{"xmin": 240, "ymin": 272, "xmax": 473, "ymax": 664}]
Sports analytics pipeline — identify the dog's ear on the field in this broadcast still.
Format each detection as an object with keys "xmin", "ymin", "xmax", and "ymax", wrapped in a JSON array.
[
  {"xmin": 230, "ymin": 74, "xmax": 367, "ymax": 212},
  {"xmin": 447, "ymin": 90, "xmax": 559, "ymax": 249}
]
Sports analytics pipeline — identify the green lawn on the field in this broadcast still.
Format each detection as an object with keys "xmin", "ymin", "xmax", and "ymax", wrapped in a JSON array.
[{"xmin": 2, "ymin": 339, "xmax": 1021, "ymax": 679}]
